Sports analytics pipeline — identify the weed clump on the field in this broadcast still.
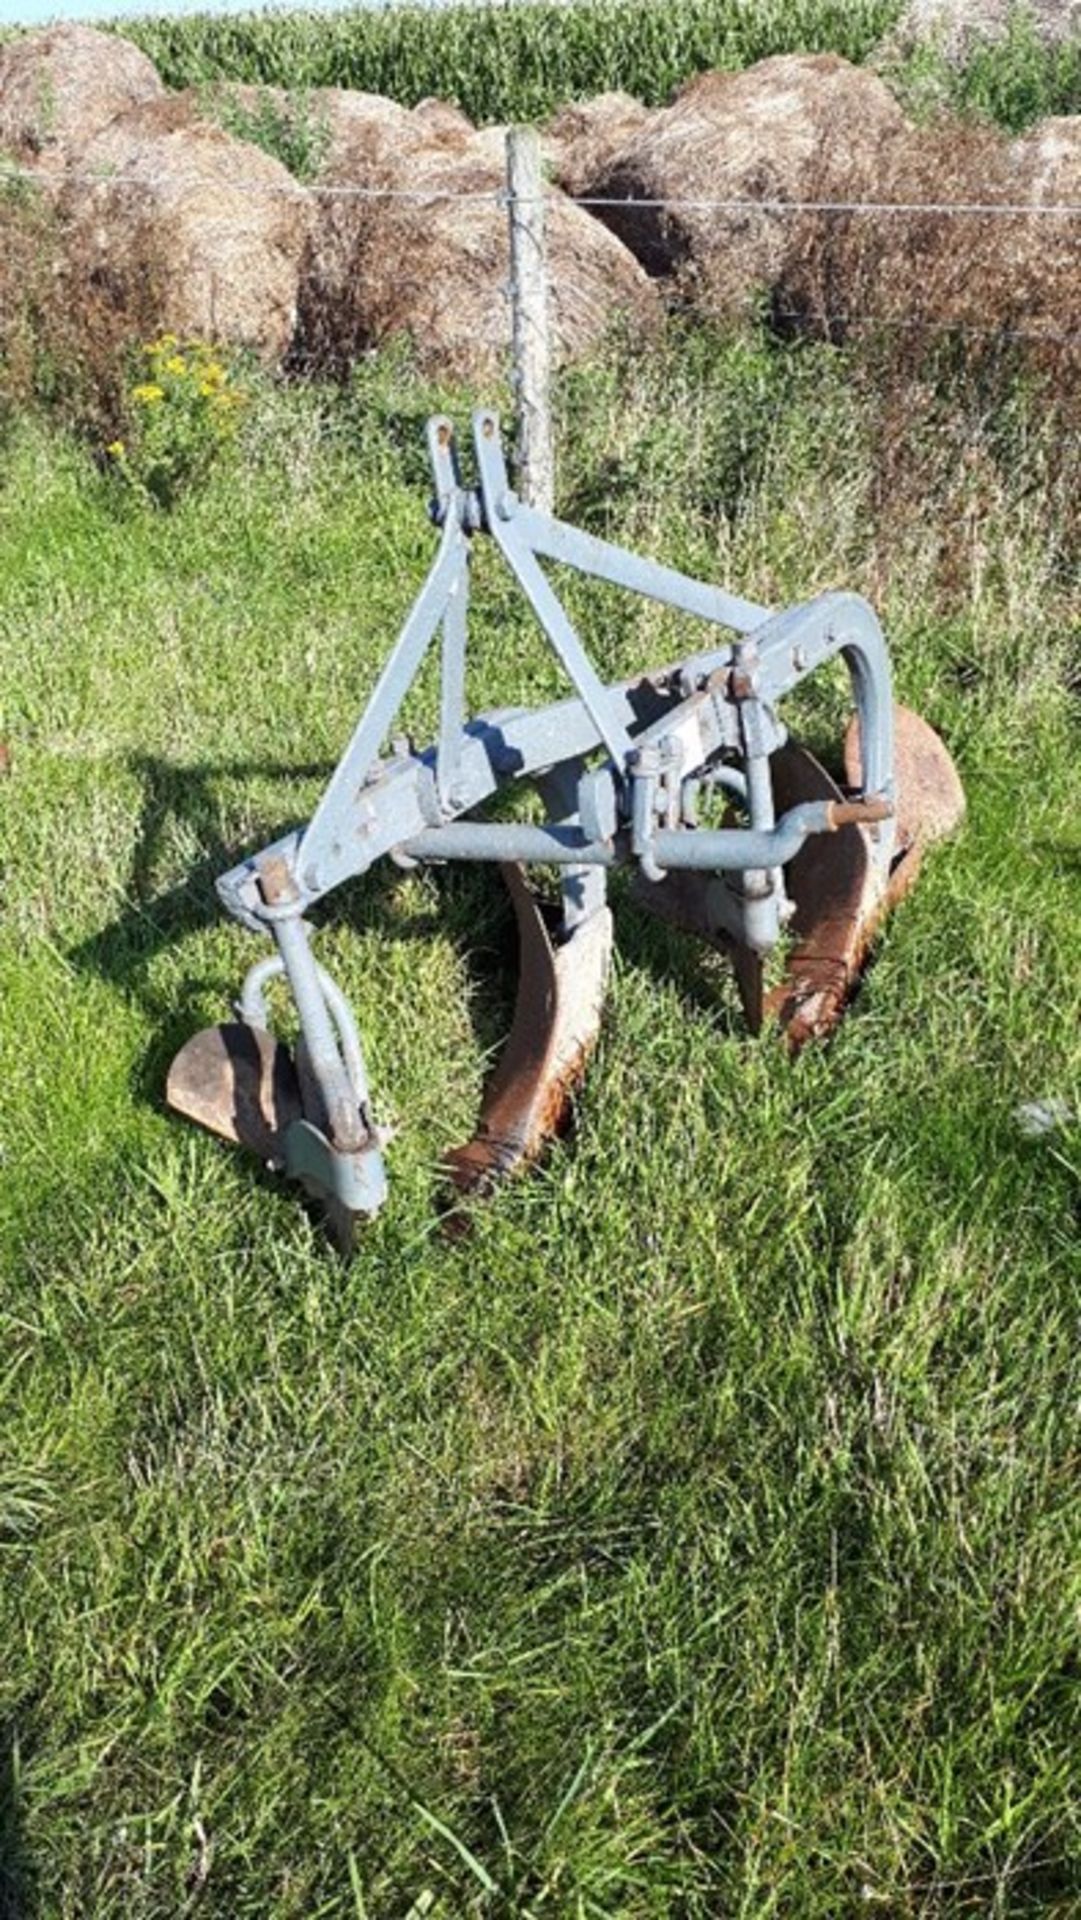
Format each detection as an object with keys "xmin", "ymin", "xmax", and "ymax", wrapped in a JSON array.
[
  {"xmin": 775, "ymin": 114, "xmax": 1081, "ymax": 422},
  {"xmin": 201, "ymin": 81, "xmax": 331, "ymax": 182},
  {"xmin": 0, "ymin": 168, "xmax": 165, "ymax": 446},
  {"xmin": 106, "ymin": 336, "xmax": 248, "ymax": 508}
]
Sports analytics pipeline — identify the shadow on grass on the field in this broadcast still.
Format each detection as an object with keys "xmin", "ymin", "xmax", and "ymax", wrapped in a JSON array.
[
  {"xmin": 69, "ymin": 752, "xmax": 752, "ymax": 1121},
  {"xmin": 67, "ymin": 752, "xmax": 522, "ymax": 1117},
  {"xmin": 0, "ymin": 1724, "xmax": 35, "ymax": 1920}
]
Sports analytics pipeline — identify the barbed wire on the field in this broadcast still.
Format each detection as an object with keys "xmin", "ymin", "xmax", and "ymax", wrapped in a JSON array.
[
  {"xmin": 2, "ymin": 157, "xmax": 1081, "ymax": 216},
  {"xmin": 578, "ymin": 194, "xmax": 1081, "ymax": 218}
]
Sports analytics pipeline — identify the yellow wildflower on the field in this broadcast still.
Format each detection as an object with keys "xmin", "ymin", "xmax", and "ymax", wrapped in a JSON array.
[
  {"xmin": 201, "ymin": 362, "xmax": 226, "ymax": 388},
  {"xmin": 106, "ymin": 439, "xmax": 125, "ymax": 458},
  {"xmin": 132, "ymin": 382, "xmax": 164, "ymax": 405},
  {"xmin": 164, "ymin": 355, "xmax": 187, "ymax": 376}
]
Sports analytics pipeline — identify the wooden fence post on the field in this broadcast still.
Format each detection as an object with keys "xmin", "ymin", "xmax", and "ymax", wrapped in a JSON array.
[{"xmin": 506, "ymin": 125, "xmax": 554, "ymax": 514}]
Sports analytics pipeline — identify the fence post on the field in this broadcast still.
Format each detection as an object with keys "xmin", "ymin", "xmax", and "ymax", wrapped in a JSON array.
[{"xmin": 506, "ymin": 125, "xmax": 554, "ymax": 515}]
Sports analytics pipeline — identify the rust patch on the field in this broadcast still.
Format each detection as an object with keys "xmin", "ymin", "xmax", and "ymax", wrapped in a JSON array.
[
  {"xmin": 165, "ymin": 1022, "xmax": 303, "ymax": 1162},
  {"xmin": 633, "ymin": 706, "xmax": 964, "ymax": 1052},
  {"xmin": 768, "ymin": 705, "xmax": 965, "ymax": 1049},
  {"xmin": 443, "ymin": 864, "xmax": 612, "ymax": 1203}
]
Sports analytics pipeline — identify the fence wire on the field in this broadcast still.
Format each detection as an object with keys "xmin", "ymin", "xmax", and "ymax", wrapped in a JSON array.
[
  {"xmin": 4, "ymin": 155, "xmax": 1080, "ymax": 353},
  {"xmin": 3, "ymin": 159, "xmax": 1081, "ymax": 217}
]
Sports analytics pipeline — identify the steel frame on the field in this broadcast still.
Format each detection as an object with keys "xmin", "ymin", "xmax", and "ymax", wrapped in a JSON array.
[{"xmin": 203, "ymin": 411, "xmax": 898, "ymax": 1221}]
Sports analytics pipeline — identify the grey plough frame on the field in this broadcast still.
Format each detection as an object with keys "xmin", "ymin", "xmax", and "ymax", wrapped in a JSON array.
[{"xmin": 167, "ymin": 411, "xmax": 963, "ymax": 1245}]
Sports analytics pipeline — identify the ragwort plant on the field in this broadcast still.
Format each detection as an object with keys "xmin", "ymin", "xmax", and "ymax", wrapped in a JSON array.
[{"xmin": 107, "ymin": 337, "xmax": 248, "ymax": 508}]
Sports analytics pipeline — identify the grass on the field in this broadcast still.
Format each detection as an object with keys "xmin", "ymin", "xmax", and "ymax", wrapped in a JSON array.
[{"xmin": 0, "ymin": 327, "xmax": 1079, "ymax": 1916}]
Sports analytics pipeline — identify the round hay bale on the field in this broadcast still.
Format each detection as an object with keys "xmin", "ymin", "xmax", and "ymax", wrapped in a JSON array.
[
  {"xmin": 195, "ymin": 81, "xmax": 291, "ymax": 119},
  {"xmin": 60, "ymin": 95, "xmax": 312, "ymax": 361},
  {"xmin": 310, "ymin": 88, "xmax": 420, "ymax": 177},
  {"xmin": 411, "ymin": 97, "xmax": 476, "ymax": 144},
  {"xmin": 0, "ymin": 23, "xmax": 163, "ymax": 170},
  {"xmin": 299, "ymin": 126, "xmax": 662, "ymax": 382},
  {"xmin": 544, "ymin": 92, "xmax": 651, "ymax": 200},
  {"xmin": 577, "ymin": 54, "xmax": 908, "ymax": 319},
  {"xmin": 778, "ymin": 113, "xmax": 1081, "ymax": 384}
]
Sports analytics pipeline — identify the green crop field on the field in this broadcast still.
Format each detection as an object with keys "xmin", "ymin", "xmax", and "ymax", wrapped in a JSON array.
[
  {"xmin": 1, "ymin": 318, "xmax": 1078, "ymax": 1914},
  {"xmin": 106, "ymin": 0, "xmax": 1081, "ymax": 130}
]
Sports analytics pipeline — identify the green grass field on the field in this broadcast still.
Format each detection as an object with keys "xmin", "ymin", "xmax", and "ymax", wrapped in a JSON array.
[{"xmin": 1, "ymin": 330, "xmax": 1078, "ymax": 1916}]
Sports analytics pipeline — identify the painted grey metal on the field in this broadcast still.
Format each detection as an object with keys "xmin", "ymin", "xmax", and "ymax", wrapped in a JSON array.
[
  {"xmin": 515, "ymin": 503, "xmax": 770, "ymax": 635},
  {"xmin": 200, "ymin": 411, "xmax": 897, "ymax": 1224}
]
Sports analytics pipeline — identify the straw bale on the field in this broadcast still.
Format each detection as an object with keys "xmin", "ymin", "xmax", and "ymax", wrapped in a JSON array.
[
  {"xmin": 0, "ymin": 23, "xmax": 163, "ymax": 171},
  {"xmin": 779, "ymin": 112, "xmax": 1081, "ymax": 381},
  {"xmin": 887, "ymin": 0, "xmax": 1081, "ymax": 61},
  {"xmin": 577, "ymin": 55, "xmax": 908, "ymax": 318},
  {"xmin": 300, "ymin": 120, "xmax": 661, "ymax": 379},
  {"xmin": 544, "ymin": 92, "xmax": 650, "ymax": 199},
  {"xmin": 61, "ymin": 95, "xmax": 311, "ymax": 360}
]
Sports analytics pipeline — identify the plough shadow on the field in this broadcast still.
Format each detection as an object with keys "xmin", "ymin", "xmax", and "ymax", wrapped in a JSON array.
[{"xmin": 68, "ymin": 752, "xmax": 751, "ymax": 1123}]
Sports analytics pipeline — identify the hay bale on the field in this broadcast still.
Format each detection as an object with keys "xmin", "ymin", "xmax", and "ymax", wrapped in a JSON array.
[
  {"xmin": 886, "ymin": 0, "xmax": 1081, "ymax": 61},
  {"xmin": 577, "ymin": 54, "xmax": 908, "ymax": 318},
  {"xmin": 779, "ymin": 113, "xmax": 1081, "ymax": 382},
  {"xmin": 195, "ymin": 80, "xmax": 291, "ymax": 119},
  {"xmin": 0, "ymin": 23, "xmax": 163, "ymax": 170},
  {"xmin": 60, "ymin": 95, "xmax": 312, "ymax": 360},
  {"xmin": 544, "ymin": 92, "xmax": 651, "ymax": 199},
  {"xmin": 311, "ymin": 88, "xmax": 420, "ymax": 176},
  {"xmin": 411, "ymin": 97, "xmax": 476, "ymax": 142},
  {"xmin": 299, "ymin": 121, "xmax": 662, "ymax": 381},
  {"xmin": 186, "ymin": 83, "xmax": 470, "ymax": 160}
]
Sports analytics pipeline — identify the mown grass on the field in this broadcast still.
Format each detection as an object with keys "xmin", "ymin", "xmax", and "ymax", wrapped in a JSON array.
[
  {"xmin": 1, "ymin": 328, "xmax": 1079, "ymax": 1917},
  {"xmin": 110, "ymin": 0, "xmax": 1080, "ymax": 130}
]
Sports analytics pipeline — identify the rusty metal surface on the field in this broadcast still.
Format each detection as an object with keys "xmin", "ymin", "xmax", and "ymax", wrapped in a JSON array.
[
  {"xmin": 443, "ymin": 863, "xmax": 613, "ymax": 1197},
  {"xmin": 165, "ymin": 1023, "xmax": 302, "ymax": 1164},
  {"xmin": 761, "ymin": 739, "xmax": 878, "ymax": 1048},
  {"xmin": 768, "ymin": 707, "xmax": 965, "ymax": 1048},
  {"xmin": 845, "ymin": 702, "xmax": 966, "ymax": 855},
  {"xmin": 634, "ymin": 740, "xmax": 875, "ymax": 1045}
]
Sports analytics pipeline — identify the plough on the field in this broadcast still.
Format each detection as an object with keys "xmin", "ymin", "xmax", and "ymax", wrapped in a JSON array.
[{"xmin": 167, "ymin": 411, "xmax": 964, "ymax": 1249}]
